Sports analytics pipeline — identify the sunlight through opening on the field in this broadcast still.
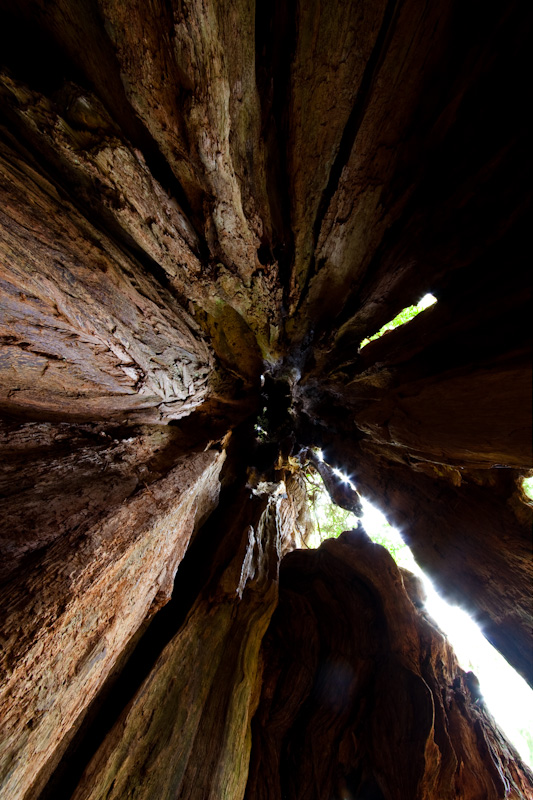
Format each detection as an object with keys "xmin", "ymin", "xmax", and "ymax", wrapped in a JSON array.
[
  {"xmin": 521, "ymin": 475, "xmax": 533, "ymax": 501},
  {"xmin": 304, "ymin": 470, "xmax": 533, "ymax": 767},
  {"xmin": 360, "ymin": 292, "xmax": 437, "ymax": 349}
]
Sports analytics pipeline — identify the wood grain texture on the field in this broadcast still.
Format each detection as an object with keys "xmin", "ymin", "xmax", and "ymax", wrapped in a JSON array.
[
  {"xmin": 0, "ymin": 0, "xmax": 531, "ymax": 797},
  {"xmin": 70, "ymin": 482, "xmax": 302, "ymax": 800},
  {"xmin": 0, "ymin": 138, "xmax": 213, "ymax": 422},
  {"xmin": 246, "ymin": 530, "xmax": 533, "ymax": 800},
  {"xmin": 0, "ymin": 449, "xmax": 224, "ymax": 800}
]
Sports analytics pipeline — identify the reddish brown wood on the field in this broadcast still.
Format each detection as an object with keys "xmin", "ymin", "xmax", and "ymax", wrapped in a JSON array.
[{"xmin": 0, "ymin": 0, "xmax": 531, "ymax": 798}]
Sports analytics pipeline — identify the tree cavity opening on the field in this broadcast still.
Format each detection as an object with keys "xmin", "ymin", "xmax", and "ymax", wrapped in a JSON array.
[
  {"xmin": 360, "ymin": 292, "xmax": 437, "ymax": 349},
  {"xmin": 301, "ymin": 460, "xmax": 533, "ymax": 767}
]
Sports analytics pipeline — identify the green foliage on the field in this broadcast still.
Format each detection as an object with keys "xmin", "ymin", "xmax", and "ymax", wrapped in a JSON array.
[
  {"xmin": 254, "ymin": 421, "xmax": 268, "ymax": 441},
  {"xmin": 303, "ymin": 469, "xmax": 352, "ymax": 546},
  {"xmin": 519, "ymin": 728, "xmax": 533, "ymax": 767},
  {"xmin": 311, "ymin": 501, "xmax": 353, "ymax": 541},
  {"xmin": 304, "ymin": 469, "xmax": 410, "ymax": 566},
  {"xmin": 302, "ymin": 466, "xmax": 533, "ymax": 770},
  {"xmin": 363, "ymin": 519, "xmax": 411, "ymax": 566},
  {"xmin": 522, "ymin": 476, "xmax": 533, "ymax": 501},
  {"xmin": 360, "ymin": 293, "xmax": 436, "ymax": 349}
]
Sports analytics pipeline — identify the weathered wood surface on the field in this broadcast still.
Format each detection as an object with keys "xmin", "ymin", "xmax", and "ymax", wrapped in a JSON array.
[
  {"xmin": 0, "ymin": 419, "xmax": 206, "ymax": 582},
  {"xmin": 341, "ymin": 443, "xmax": 533, "ymax": 687},
  {"xmin": 0, "ymin": 449, "xmax": 224, "ymax": 800},
  {"xmin": 0, "ymin": 137, "xmax": 214, "ymax": 422},
  {"xmin": 246, "ymin": 529, "xmax": 533, "ymax": 800},
  {"xmin": 70, "ymin": 482, "xmax": 300, "ymax": 800},
  {"xmin": 0, "ymin": 0, "xmax": 531, "ymax": 798}
]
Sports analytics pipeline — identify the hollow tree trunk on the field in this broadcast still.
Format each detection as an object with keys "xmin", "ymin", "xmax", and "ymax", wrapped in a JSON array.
[{"xmin": 0, "ymin": 0, "xmax": 531, "ymax": 798}]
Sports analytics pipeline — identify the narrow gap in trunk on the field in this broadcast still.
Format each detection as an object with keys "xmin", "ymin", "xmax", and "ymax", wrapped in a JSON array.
[
  {"xmin": 359, "ymin": 292, "xmax": 437, "ymax": 348},
  {"xmin": 302, "ymin": 460, "xmax": 533, "ymax": 768}
]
